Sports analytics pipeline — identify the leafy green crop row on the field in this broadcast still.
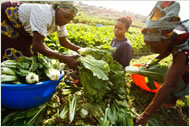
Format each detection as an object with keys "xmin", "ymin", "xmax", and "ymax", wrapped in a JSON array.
[
  {"xmin": 45, "ymin": 24, "xmax": 150, "ymax": 56},
  {"xmin": 73, "ymin": 15, "xmax": 115, "ymax": 26}
]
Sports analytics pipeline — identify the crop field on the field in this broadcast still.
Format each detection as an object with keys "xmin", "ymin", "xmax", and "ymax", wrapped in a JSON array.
[
  {"xmin": 2, "ymin": 23, "xmax": 189, "ymax": 126},
  {"xmin": 45, "ymin": 24, "xmax": 150, "ymax": 56}
]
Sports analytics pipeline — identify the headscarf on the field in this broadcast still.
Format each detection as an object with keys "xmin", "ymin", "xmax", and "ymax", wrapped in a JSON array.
[
  {"xmin": 52, "ymin": 1, "xmax": 78, "ymax": 16},
  {"xmin": 142, "ymin": 1, "xmax": 181, "ymax": 42}
]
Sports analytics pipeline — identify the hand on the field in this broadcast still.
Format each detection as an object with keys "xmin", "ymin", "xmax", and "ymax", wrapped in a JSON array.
[
  {"xmin": 144, "ymin": 58, "xmax": 159, "ymax": 68},
  {"xmin": 61, "ymin": 55, "xmax": 80, "ymax": 70},
  {"xmin": 134, "ymin": 112, "xmax": 150, "ymax": 126}
]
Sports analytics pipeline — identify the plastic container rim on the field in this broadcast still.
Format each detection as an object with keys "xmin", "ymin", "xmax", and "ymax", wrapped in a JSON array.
[{"xmin": 1, "ymin": 73, "xmax": 65, "ymax": 88}]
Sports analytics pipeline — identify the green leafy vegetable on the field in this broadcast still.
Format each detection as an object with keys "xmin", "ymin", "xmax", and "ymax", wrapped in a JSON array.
[
  {"xmin": 78, "ymin": 57, "xmax": 110, "ymax": 80},
  {"xmin": 25, "ymin": 72, "xmax": 39, "ymax": 84},
  {"xmin": 1, "ymin": 74, "xmax": 18, "ymax": 83},
  {"xmin": 1, "ymin": 55, "xmax": 63, "ymax": 84},
  {"xmin": 1, "ymin": 67, "xmax": 16, "ymax": 75},
  {"xmin": 69, "ymin": 94, "xmax": 77, "ymax": 123},
  {"xmin": 59, "ymin": 105, "xmax": 69, "ymax": 119},
  {"xmin": 125, "ymin": 64, "xmax": 168, "ymax": 84}
]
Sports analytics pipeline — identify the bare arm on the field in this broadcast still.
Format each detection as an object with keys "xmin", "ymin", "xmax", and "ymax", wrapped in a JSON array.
[
  {"xmin": 59, "ymin": 36, "xmax": 80, "ymax": 51},
  {"xmin": 145, "ymin": 52, "xmax": 187, "ymax": 112},
  {"xmin": 32, "ymin": 32, "xmax": 79, "ymax": 69},
  {"xmin": 32, "ymin": 32, "xmax": 62, "ymax": 59},
  {"xmin": 155, "ymin": 51, "xmax": 171, "ymax": 61},
  {"xmin": 135, "ymin": 51, "xmax": 188, "ymax": 125},
  {"xmin": 146, "ymin": 51, "xmax": 171, "ymax": 67}
]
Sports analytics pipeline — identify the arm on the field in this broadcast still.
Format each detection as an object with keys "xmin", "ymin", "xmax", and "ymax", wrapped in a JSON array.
[
  {"xmin": 155, "ymin": 51, "xmax": 171, "ymax": 62},
  {"xmin": 32, "ymin": 32, "xmax": 79, "ymax": 69},
  {"xmin": 59, "ymin": 36, "xmax": 80, "ymax": 51},
  {"xmin": 135, "ymin": 51, "xmax": 188, "ymax": 125},
  {"xmin": 145, "ymin": 51, "xmax": 171, "ymax": 67}
]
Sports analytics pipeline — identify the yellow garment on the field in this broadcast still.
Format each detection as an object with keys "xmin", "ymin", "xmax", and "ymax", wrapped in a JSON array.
[
  {"xmin": 151, "ymin": 7, "xmax": 165, "ymax": 21},
  {"xmin": 1, "ymin": 6, "xmax": 22, "ymax": 39},
  {"xmin": 5, "ymin": 7, "xmax": 21, "ymax": 28},
  {"xmin": 3, "ymin": 46, "xmax": 35, "ymax": 61}
]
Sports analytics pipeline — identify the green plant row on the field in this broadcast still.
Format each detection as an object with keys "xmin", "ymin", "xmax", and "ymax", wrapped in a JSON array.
[
  {"xmin": 45, "ymin": 24, "xmax": 150, "ymax": 56},
  {"xmin": 73, "ymin": 15, "xmax": 115, "ymax": 26},
  {"xmin": 67, "ymin": 24, "xmax": 150, "ymax": 56}
]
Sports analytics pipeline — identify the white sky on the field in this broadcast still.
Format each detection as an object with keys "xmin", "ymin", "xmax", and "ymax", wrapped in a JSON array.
[{"xmin": 78, "ymin": 1, "xmax": 189, "ymax": 20}]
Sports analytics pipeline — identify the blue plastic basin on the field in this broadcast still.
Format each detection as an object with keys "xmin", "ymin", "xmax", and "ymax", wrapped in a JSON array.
[{"xmin": 1, "ymin": 73, "xmax": 65, "ymax": 110}]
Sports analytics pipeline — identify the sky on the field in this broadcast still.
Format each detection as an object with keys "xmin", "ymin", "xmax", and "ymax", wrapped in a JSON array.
[{"xmin": 78, "ymin": 1, "xmax": 189, "ymax": 20}]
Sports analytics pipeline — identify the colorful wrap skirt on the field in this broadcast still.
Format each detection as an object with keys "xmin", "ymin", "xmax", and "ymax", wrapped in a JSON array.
[{"xmin": 1, "ymin": 1, "xmax": 34, "ymax": 61}]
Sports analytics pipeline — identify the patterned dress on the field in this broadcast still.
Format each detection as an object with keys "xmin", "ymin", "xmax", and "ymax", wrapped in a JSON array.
[
  {"xmin": 1, "ymin": 1, "xmax": 68, "ymax": 61},
  {"xmin": 1, "ymin": 1, "xmax": 33, "ymax": 61}
]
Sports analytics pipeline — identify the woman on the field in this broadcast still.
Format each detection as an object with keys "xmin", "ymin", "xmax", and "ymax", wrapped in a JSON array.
[
  {"xmin": 135, "ymin": 1, "xmax": 189, "ymax": 125},
  {"xmin": 111, "ymin": 16, "xmax": 133, "ymax": 68},
  {"xmin": 1, "ymin": 1, "xmax": 80, "ymax": 69}
]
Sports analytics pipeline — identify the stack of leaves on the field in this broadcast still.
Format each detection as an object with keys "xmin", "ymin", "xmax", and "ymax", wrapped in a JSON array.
[
  {"xmin": 78, "ymin": 56, "xmax": 110, "ymax": 102},
  {"xmin": 76, "ymin": 47, "xmax": 137, "ymax": 125},
  {"xmin": 77, "ymin": 46, "xmax": 126, "ymax": 102}
]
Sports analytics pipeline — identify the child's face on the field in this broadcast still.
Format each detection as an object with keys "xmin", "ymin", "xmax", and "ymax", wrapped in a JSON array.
[
  {"xmin": 114, "ymin": 21, "xmax": 127, "ymax": 38},
  {"xmin": 144, "ymin": 39, "xmax": 171, "ymax": 54}
]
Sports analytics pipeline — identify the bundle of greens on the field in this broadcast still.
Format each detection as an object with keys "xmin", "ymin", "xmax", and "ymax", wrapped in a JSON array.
[
  {"xmin": 78, "ymin": 46, "xmax": 116, "ymax": 59},
  {"xmin": 125, "ymin": 64, "xmax": 168, "ymax": 89},
  {"xmin": 125, "ymin": 64, "xmax": 168, "ymax": 84},
  {"xmin": 76, "ymin": 47, "xmax": 126, "ymax": 102},
  {"xmin": 1, "ymin": 55, "xmax": 65, "ymax": 84}
]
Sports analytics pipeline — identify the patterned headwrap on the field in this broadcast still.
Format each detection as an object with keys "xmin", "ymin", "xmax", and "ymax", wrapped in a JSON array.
[
  {"xmin": 52, "ymin": 1, "xmax": 78, "ymax": 16},
  {"xmin": 142, "ymin": 1, "xmax": 181, "ymax": 42}
]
